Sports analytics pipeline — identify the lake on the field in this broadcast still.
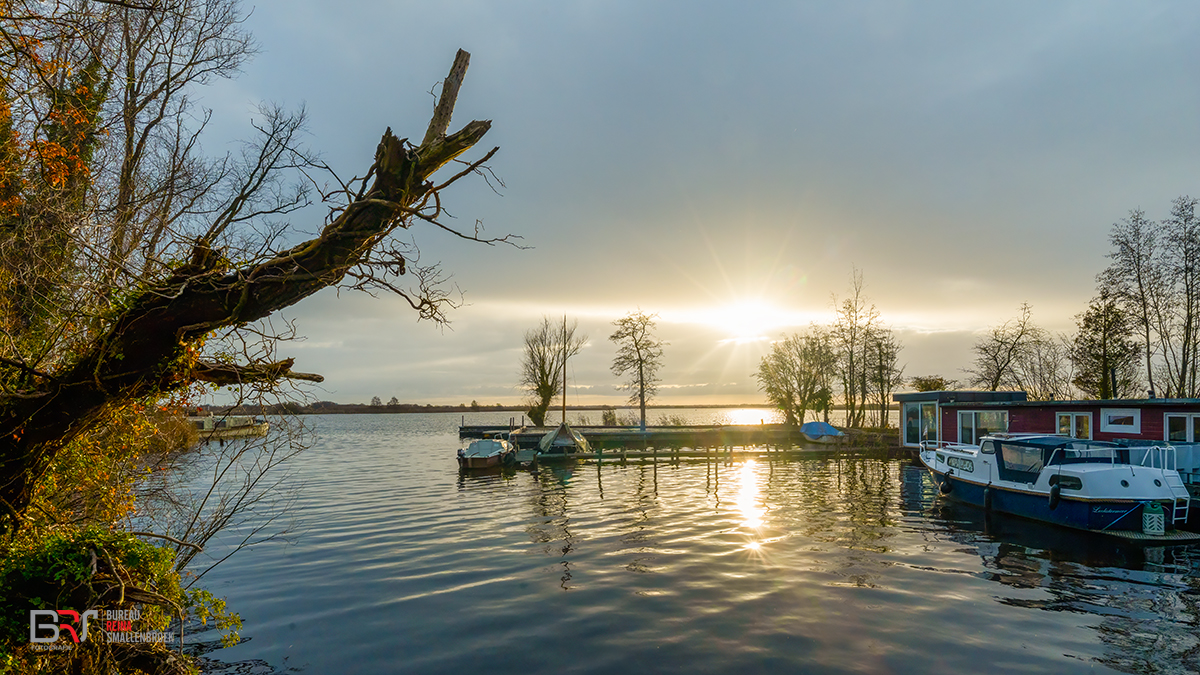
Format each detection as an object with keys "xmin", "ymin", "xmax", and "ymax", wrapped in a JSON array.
[{"xmin": 191, "ymin": 410, "xmax": 1200, "ymax": 674}]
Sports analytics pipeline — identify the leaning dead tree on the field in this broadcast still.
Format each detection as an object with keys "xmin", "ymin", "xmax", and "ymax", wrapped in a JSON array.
[{"xmin": 0, "ymin": 48, "xmax": 499, "ymax": 531}]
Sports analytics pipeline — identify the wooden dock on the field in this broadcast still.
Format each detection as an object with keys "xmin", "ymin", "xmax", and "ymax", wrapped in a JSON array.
[{"xmin": 460, "ymin": 424, "xmax": 901, "ymax": 458}]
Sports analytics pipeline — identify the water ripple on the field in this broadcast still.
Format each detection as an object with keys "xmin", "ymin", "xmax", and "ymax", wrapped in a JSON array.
[{"xmin": 194, "ymin": 412, "xmax": 1200, "ymax": 675}]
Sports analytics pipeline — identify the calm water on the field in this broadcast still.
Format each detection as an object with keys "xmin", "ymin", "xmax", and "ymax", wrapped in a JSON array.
[{"xmin": 191, "ymin": 411, "xmax": 1200, "ymax": 675}]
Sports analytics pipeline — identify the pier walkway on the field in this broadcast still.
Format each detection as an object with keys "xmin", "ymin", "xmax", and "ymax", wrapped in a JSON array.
[{"xmin": 460, "ymin": 423, "xmax": 901, "ymax": 460}]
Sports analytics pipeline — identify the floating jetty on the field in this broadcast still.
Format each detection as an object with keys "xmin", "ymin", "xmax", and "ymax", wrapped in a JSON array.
[{"xmin": 459, "ymin": 423, "xmax": 900, "ymax": 463}]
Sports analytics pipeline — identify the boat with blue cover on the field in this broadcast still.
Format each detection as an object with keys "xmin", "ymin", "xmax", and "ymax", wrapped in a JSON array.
[
  {"xmin": 919, "ymin": 433, "xmax": 1199, "ymax": 540},
  {"xmin": 799, "ymin": 421, "xmax": 845, "ymax": 444}
]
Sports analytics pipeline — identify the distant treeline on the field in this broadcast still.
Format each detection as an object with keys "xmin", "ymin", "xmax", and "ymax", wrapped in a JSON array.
[{"xmin": 210, "ymin": 402, "xmax": 788, "ymax": 415}]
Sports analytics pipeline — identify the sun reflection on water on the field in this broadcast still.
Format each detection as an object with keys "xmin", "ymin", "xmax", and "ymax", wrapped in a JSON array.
[
  {"xmin": 736, "ymin": 460, "xmax": 765, "ymax": 531},
  {"xmin": 721, "ymin": 408, "xmax": 781, "ymax": 426}
]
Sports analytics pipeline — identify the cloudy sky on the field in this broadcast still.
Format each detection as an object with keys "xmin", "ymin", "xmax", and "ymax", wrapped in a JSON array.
[{"xmin": 202, "ymin": 1, "xmax": 1200, "ymax": 406}]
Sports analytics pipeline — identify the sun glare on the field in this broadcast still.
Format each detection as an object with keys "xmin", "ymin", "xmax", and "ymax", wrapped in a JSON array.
[
  {"xmin": 670, "ymin": 299, "xmax": 809, "ymax": 345},
  {"xmin": 736, "ymin": 460, "xmax": 765, "ymax": 530},
  {"xmin": 718, "ymin": 300, "xmax": 781, "ymax": 343}
]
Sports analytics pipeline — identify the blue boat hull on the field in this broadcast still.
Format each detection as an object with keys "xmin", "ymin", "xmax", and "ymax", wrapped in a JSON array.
[{"xmin": 930, "ymin": 468, "xmax": 1160, "ymax": 533}]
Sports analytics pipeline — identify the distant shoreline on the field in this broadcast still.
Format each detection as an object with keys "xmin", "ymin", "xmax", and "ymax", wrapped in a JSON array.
[{"xmin": 209, "ymin": 402, "xmax": 897, "ymax": 415}]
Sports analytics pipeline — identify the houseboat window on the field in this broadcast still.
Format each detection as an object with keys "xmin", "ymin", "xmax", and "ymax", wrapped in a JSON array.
[
  {"xmin": 1100, "ymin": 408, "xmax": 1140, "ymax": 434},
  {"xmin": 1168, "ymin": 415, "xmax": 1188, "ymax": 442},
  {"xmin": 1057, "ymin": 412, "xmax": 1091, "ymax": 439},
  {"xmin": 958, "ymin": 410, "xmax": 1008, "ymax": 445},
  {"xmin": 904, "ymin": 402, "xmax": 939, "ymax": 447},
  {"xmin": 904, "ymin": 405, "xmax": 919, "ymax": 446},
  {"xmin": 980, "ymin": 440, "xmax": 996, "ymax": 454},
  {"xmin": 1048, "ymin": 474, "xmax": 1083, "ymax": 490},
  {"xmin": 1165, "ymin": 413, "xmax": 1200, "ymax": 443}
]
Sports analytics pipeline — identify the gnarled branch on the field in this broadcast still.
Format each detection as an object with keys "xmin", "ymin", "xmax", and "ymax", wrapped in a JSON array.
[{"xmin": 192, "ymin": 358, "xmax": 324, "ymax": 385}]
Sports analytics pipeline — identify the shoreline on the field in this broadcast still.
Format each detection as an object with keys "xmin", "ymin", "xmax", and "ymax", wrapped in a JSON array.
[{"xmin": 211, "ymin": 402, "xmax": 900, "ymax": 415}]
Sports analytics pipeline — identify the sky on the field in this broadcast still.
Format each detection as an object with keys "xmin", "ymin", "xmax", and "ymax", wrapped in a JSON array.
[{"xmin": 199, "ymin": 0, "xmax": 1200, "ymax": 406}]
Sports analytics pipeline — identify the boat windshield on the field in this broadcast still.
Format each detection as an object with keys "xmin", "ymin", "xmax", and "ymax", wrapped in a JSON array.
[{"xmin": 992, "ymin": 437, "xmax": 1122, "ymax": 483}]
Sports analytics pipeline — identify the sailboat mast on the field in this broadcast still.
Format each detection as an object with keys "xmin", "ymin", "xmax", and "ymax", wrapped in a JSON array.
[{"xmin": 561, "ymin": 314, "xmax": 568, "ymax": 423}]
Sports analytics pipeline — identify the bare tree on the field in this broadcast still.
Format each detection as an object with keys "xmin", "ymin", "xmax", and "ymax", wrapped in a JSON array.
[
  {"xmin": 965, "ymin": 303, "xmax": 1074, "ymax": 399},
  {"xmin": 520, "ymin": 316, "xmax": 585, "ymax": 426},
  {"xmin": 609, "ymin": 311, "xmax": 666, "ymax": 430},
  {"xmin": 1012, "ymin": 333, "xmax": 1075, "ymax": 401},
  {"xmin": 1099, "ymin": 208, "xmax": 1164, "ymax": 396},
  {"xmin": 1157, "ymin": 196, "xmax": 1200, "ymax": 396},
  {"xmin": 832, "ymin": 269, "xmax": 879, "ymax": 428},
  {"xmin": 756, "ymin": 326, "xmax": 836, "ymax": 426},
  {"xmin": 865, "ymin": 327, "xmax": 904, "ymax": 427},
  {"xmin": 966, "ymin": 302, "xmax": 1040, "ymax": 391}
]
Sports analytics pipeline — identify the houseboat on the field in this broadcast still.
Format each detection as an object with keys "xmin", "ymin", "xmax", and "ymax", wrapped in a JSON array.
[{"xmin": 895, "ymin": 392, "xmax": 1200, "ymax": 538}]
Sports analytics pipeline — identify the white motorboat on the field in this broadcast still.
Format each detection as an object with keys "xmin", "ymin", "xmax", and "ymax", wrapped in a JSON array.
[{"xmin": 919, "ymin": 433, "xmax": 1198, "ymax": 540}]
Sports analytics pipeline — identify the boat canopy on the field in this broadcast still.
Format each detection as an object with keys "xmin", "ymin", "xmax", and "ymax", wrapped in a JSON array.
[
  {"xmin": 800, "ymin": 421, "xmax": 843, "ymax": 438},
  {"xmin": 979, "ymin": 435, "xmax": 1125, "ymax": 484},
  {"xmin": 464, "ymin": 439, "xmax": 509, "ymax": 457}
]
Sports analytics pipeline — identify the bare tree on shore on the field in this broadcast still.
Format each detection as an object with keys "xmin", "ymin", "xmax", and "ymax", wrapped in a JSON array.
[
  {"xmin": 966, "ymin": 303, "xmax": 1075, "ymax": 399},
  {"xmin": 520, "ymin": 316, "xmax": 585, "ymax": 426},
  {"xmin": 756, "ymin": 326, "xmax": 836, "ymax": 426},
  {"xmin": 610, "ymin": 311, "xmax": 666, "ymax": 431}
]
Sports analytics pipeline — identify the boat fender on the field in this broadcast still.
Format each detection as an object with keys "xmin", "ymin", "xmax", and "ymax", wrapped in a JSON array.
[
  {"xmin": 1048, "ymin": 483, "xmax": 1061, "ymax": 510},
  {"xmin": 939, "ymin": 470, "xmax": 953, "ymax": 494},
  {"xmin": 983, "ymin": 486, "xmax": 992, "ymax": 511}
]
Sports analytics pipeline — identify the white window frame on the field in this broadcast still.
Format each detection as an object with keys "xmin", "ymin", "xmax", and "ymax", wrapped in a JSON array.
[
  {"xmin": 1100, "ymin": 408, "xmax": 1141, "ymax": 434},
  {"xmin": 1057, "ymin": 412, "xmax": 1092, "ymax": 440},
  {"xmin": 957, "ymin": 410, "xmax": 1009, "ymax": 445},
  {"xmin": 1164, "ymin": 413, "xmax": 1200, "ymax": 443},
  {"xmin": 902, "ymin": 401, "xmax": 939, "ymax": 447}
]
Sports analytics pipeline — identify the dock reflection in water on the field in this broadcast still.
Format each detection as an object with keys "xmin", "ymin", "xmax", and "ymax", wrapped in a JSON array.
[{"xmin": 195, "ymin": 413, "xmax": 1200, "ymax": 675}]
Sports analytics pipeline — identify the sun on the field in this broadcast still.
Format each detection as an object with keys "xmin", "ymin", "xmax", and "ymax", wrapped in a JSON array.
[
  {"xmin": 718, "ymin": 300, "xmax": 784, "ymax": 343},
  {"xmin": 664, "ymin": 298, "xmax": 824, "ymax": 346},
  {"xmin": 686, "ymin": 299, "xmax": 789, "ymax": 344}
]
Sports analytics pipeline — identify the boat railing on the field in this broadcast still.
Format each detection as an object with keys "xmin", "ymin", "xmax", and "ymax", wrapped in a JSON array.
[
  {"xmin": 919, "ymin": 440, "xmax": 976, "ymax": 452},
  {"xmin": 1048, "ymin": 444, "xmax": 1178, "ymax": 471},
  {"xmin": 1129, "ymin": 445, "xmax": 1178, "ymax": 471}
]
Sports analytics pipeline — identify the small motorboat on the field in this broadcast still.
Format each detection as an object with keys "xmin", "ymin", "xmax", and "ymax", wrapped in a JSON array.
[
  {"xmin": 799, "ymin": 421, "xmax": 845, "ymax": 444},
  {"xmin": 920, "ymin": 433, "xmax": 1198, "ymax": 540},
  {"xmin": 457, "ymin": 437, "xmax": 518, "ymax": 469},
  {"xmin": 537, "ymin": 422, "xmax": 589, "ymax": 458}
]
